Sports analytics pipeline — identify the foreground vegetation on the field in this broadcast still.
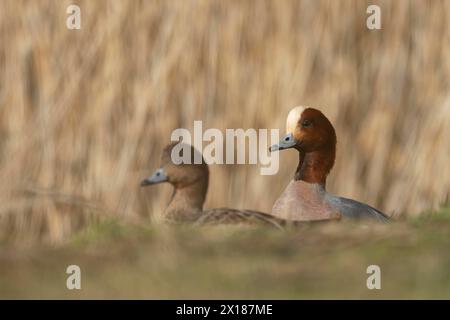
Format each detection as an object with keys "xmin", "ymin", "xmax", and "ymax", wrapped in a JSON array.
[
  {"xmin": 1, "ymin": 208, "xmax": 449, "ymax": 299},
  {"xmin": 0, "ymin": 1, "xmax": 448, "ymax": 300}
]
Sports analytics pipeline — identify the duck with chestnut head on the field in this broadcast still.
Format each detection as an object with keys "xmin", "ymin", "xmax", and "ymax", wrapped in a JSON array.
[
  {"xmin": 141, "ymin": 142, "xmax": 287, "ymax": 228},
  {"xmin": 270, "ymin": 106, "xmax": 389, "ymax": 222}
]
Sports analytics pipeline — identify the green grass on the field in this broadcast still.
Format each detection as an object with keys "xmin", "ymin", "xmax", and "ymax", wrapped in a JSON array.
[{"xmin": 1, "ymin": 209, "xmax": 450, "ymax": 299}]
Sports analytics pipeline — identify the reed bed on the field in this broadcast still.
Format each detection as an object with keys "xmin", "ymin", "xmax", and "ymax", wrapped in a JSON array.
[{"xmin": 0, "ymin": 0, "xmax": 449, "ymax": 243}]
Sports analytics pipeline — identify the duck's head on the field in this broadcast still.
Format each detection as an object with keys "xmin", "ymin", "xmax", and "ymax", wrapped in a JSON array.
[
  {"xmin": 141, "ymin": 142, "xmax": 209, "ymax": 189},
  {"xmin": 270, "ymin": 106, "xmax": 336, "ymax": 153}
]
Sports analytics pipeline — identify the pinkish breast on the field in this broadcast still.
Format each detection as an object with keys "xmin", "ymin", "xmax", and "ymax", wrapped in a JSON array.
[{"xmin": 271, "ymin": 180, "xmax": 341, "ymax": 221}]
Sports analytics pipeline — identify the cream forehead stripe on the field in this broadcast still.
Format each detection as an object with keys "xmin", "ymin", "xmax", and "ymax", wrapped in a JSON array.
[{"xmin": 286, "ymin": 106, "xmax": 306, "ymax": 133}]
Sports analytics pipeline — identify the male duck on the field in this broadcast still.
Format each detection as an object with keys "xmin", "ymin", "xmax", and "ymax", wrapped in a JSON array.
[{"xmin": 270, "ymin": 106, "xmax": 389, "ymax": 222}]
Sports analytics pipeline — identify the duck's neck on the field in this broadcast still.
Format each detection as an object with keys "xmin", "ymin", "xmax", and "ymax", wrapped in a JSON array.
[
  {"xmin": 165, "ymin": 180, "xmax": 208, "ymax": 222},
  {"xmin": 294, "ymin": 146, "xmax": 335, "ymax": 188}
]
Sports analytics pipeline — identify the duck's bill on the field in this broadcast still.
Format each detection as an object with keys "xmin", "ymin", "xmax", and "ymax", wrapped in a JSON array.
[
  {"xmin": 140, "ymin": 168, "xmax": 168, "ymax": 186},
  {"xmin": 269, "ymin": 133, "xmax": 297, "ymax": 152}
]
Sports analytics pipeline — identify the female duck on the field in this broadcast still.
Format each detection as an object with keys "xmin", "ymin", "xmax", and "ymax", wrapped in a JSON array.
[
  {"xmin": 270, "ymin": 106, "xmax": 389, "ymax": 222},
  {"xmin": 141, "ymin": 142, "xmax": 286, "ymax": 228}
]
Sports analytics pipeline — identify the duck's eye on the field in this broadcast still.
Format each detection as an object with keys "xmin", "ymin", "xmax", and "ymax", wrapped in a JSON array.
[
  {"xmin": 156, "ymin": 172, "xmax": 160, "ymax": 176},
  {"xmin": 284, "ymin": 136, "xmax": 291, "ymax": 142},
  {"xmin": 302, "ymin": 119, "xmax": 312, "ymax": 128}
]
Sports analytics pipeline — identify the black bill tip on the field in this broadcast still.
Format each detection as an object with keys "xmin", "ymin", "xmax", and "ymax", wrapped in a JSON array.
[{"xmin": 140, "ymin": 179, "xmax": 152, "ymax": 187}]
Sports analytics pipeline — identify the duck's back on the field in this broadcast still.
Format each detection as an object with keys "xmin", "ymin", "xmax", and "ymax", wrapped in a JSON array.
[
  {"xmin": 326, "ymin": 196, "xmax": 389, "ymax": 222},
  {"xmin": 196, "ymin": 208, "xmax": 285, "ymax": 229}
]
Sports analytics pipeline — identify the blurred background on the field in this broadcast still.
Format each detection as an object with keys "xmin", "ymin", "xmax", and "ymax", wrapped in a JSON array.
[{"xmin": 0, "ymin": 0, "xmax": 449, "ymax": 243}]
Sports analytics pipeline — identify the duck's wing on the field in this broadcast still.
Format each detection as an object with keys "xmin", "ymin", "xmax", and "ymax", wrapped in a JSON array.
[
  {"xmin": 195, "ymin": 208, "xmax": 286, "ymax": 229},
  {"xmin": 329, "ymin": 196, "xmax": 390, "ymax": 222}
]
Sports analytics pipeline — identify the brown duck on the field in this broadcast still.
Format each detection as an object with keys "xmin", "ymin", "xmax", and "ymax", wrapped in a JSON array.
[{"xmin": 141, "ymin": 142, "xmax": 287, "ymax": 228}]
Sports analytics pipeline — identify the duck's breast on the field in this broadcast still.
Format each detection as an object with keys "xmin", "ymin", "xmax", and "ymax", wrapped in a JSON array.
[{"xmin": 271, "ymin": 180, "xmax": 341, "ymax": 221}]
